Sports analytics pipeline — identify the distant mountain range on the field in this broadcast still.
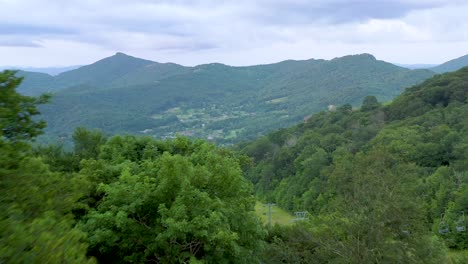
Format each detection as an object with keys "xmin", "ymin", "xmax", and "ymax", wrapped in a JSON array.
[
  {"xmin": 430, "ymin": 54, "xmax": 468, "ymax": 73},
  {"xmin": 394, "ymin": 63, "xmax": 438, "ymax": 70},
  {"xmin": 0, "ymin": 65, "xmax": 81, "ymax": 76},
  {"xmin": 394, "ymin": 53, "xmax": 468, "ymax": 72},
  {"xmin": 8, "ymin": 52, "xmax": 467, "ymax": 144}
]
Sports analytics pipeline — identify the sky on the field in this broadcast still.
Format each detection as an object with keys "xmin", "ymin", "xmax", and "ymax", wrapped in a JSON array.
[{"xmin": 1, "ymin": 0, "xmax": 467, "ymax": 67}]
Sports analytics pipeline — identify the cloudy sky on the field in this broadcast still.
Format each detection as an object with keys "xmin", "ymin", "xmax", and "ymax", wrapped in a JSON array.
[{"xmin": 1, "ymin": 0, "xmax": 467, "ymax": 67}]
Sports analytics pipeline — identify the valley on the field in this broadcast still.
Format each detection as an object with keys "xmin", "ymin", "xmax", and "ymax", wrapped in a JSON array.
[
  {"xmin": 16, "ymin": 52, "xmax": 441, "ymax": 145},
  {"xmin": 2, "ymin": 58, "xmax": 468, "ymax": 263},
  {"xmin": 2, "ymin": 1, "xmax": 468, "ymax": 262}
]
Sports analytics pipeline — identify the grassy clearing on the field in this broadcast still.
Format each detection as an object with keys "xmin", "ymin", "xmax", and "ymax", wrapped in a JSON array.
[
  {"xmin": 225, "ymin": 128, "xmax": 245, "ymax": 140},
  {"xmin": 255, "ymin": 201, "xmax": 294, "ymax": 226},
  {"xmin": 267, "ymin": 96, "xmax": 288, "ymax": 104},
  {"xmin": 151, "ymin": 114, "xmax": 163, "ymax": 119},
  {"xmin": 166, "ymin": 107, "xmax": 181, "ymax": 114},
  {"xmin": 448, "ymin": 250, "xmax": 468, "ymax": 264}
]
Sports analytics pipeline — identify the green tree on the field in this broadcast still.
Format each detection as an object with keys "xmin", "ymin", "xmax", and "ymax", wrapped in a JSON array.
[
  {"xmin": 0, "ymin": 158, "xmax": 94, "ymax": 264},
  {"xmin": 78, "ymin": 137, "xmax": 265, "ymax": 263},
  {"xmin": 0, "ymin": 70, "xmax": 49, "ymax": 143},
  {"xmin": 361, "ymin": 95, "xmax": 380, "ymax": 112},
  {"xmin": 0, "ymin": 70, "xmax": 94, "ymax": 263},
  {"xmin": 312, "ymin": 149, "xmax": 447, "ymax": 263},
  {"xmin": 73, "ymin": 127, "xmax": 107, "ymax": 161}
]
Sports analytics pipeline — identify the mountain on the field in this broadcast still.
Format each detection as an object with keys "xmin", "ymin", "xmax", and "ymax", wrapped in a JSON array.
[
  {"xmin": 17, "ymin": 53, "xmax": 195, "ymax": 96},
  {"xmin": 29, "ymin": 53, "xmax": 435, "ymax": 144},
  {"xmin": 431, "ymin": 54, "xmax": 468, "ymax": 73},
  {"xmin": 0, "ymin": 65, "xmax": 82, "ymax": 76},
  {"xmin": 16, "ymin": 71, "xmax": 55, "ymax": 95},
  {"xmin": 109, "ymin": 61, "xmax": 191, "ymax": 88},
  {"xmin": 52, "ymin": 52, "xmax": 157, "ymax": 88},
  {"xmin": 394, "ymin": 63, "xmax": 438, "ymax": 69}
]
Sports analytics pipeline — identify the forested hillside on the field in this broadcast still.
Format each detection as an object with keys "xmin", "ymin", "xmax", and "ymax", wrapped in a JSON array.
[
  {"xmin": 0, "ymin": 70, "xmax": 264, "ymax": 263},
  {"xmin": 1, "ymin": 66, "xmax": 467, "ymax": 262},
  {"xmin": 16, "ymin": 71, "xmax": 56, "ymax": 95},
  {"xmin": 18, "ymin": 53, "xmax": 435, "ymax": 144},
  {"xmin": 241, "ymin": 67, "xmax": 468, "ymax": 262},
  {"xmin": 15, "ymin": 53, "xmax": 160, "ymax": 95}
]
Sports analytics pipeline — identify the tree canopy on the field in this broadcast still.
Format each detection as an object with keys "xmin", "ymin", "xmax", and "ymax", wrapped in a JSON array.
[
  {"xmin": 0, "ymin": 70, "xmax": 94, "ymax": 263},
  {"xmin": 76, "ymin": 136, "xmax": 265, "ymax": 263},
  {"xmin": 3, "ymin": 66, "xmax": 468, "ymax": 263},
  {"xmin": 242, "ymin": 67, "xmax": 468, "ymax": 262}
]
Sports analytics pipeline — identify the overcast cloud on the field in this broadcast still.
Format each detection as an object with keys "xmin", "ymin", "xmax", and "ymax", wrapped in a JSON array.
[{"xmin": 0, "ymin": 0, "xmax": 467, "ymax": 67}]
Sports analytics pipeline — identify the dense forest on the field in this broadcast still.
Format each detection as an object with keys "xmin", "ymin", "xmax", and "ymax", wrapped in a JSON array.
[
  {"xmin": 1, "ymin": 70, "xmax": 264, "ymax": 263},
  {"xmin": 16, "ymin": 53, "xmax": 435, "ymax": 145},
  {"xmin": 241, "ymin": 67, "xmax": 468, "ymax": 262},
  {"xmin": 1, "ymin": 67, "xmax": 467, "ymax": 263}
]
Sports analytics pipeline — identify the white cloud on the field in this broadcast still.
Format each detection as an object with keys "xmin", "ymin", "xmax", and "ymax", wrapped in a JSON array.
[{"xmin": 0, "ymin": 0, "xmax": 467, "ymax": 66}]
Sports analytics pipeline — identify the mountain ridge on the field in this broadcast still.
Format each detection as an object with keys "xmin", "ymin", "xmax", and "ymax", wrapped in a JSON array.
[
  {"xmin": 29, "ymin": 52, "xmax": 436, "ymax": 144},
  {"xmin": 18, "ymin": 52, "xmax": 434, "ymax": 95},
  {"xmin": 12, "ymin": 51, "xmax": 468, "ymax": 82},
  {"xmin": 431, "ymin": 54, "xmax": 468, "ymax": 73}
]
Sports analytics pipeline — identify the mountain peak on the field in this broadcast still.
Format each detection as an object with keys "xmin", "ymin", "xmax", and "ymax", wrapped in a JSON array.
[
  {"xmin": 332, "ymin": 53, "xmax": 377, "ymax": 62},
  {"xmin": 53, "ymin": 52, "xmax": 155, "ymax": 85},
  {"xmin": 360, "ymin": 53, "xmax": 376, "ymax": 60},
  {"xmin": 349, "ymin": 53, "xmax": 376, "ymax": 60},
  {"xmin": 100, "ymin": 52, "xmax": 154, "ymax": 64}
]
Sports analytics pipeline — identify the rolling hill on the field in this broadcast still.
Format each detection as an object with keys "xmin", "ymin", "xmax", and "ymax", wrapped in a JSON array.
[
  {"xmin": 431, "ymin": 54, "xmax": 468, "ymax": 73},
  {"xmin": 16, "ymin": 53, "xmax": 161, "ymax": 95},
  {"xmin": 17, "ymin": 52, "xmax": 436, "ymax": 144},
  {"xmin": 0, "ymin": 65, "xmax": 81, "ymax": 76},
  {"xmin": 16, "ymin": 71, "xmax": 56, "ymax": 95}
]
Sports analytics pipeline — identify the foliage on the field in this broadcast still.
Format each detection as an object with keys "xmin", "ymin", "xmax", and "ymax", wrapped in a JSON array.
[
  {"xmin": 72, "ymin": 127, "xmax": 107, "ymax": 160},
  {"xmin": 76, "ymin": 135, "xmax": 265, "ymax": 263},
  {"xmin": 0, "ymin": 70, "xmax": 49, "ymax": 143},
  {"xmin": 4, "ymin": 63, "xmax": 468, "ymax": 263},
  {"xmin": 361, "ymin": 95, "xmax": 380, "ymax": 111},
  {"xmin": 0, "ymin": 158, "xmax": 94, "ymax": 264},
  {"xmin": 16, "ymin": 53, "xmax": 434, "ymax": 144},
  {"xmin": 243, "ymin": 67, "xmax": 468, "ymax": 261},
  {"xmin": 2, "ymin": 73, "xmax": 265, "ymax": 263},
  {"xmin": 261, "ymin": 224, "xmax": 318, "ymax": 263},
  {"xmin": 0, "ymin": 70, "xmax": 93, "ymax": 263}
]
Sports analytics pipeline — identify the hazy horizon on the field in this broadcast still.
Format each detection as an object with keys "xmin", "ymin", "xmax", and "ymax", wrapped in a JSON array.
[
  {"xmin": 0, "ymin": 52, "xmax": 443, "ymax": 71},
  {"xmin": 1, "ymin": 0, "xmax": 468, "ymax": 67}
]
